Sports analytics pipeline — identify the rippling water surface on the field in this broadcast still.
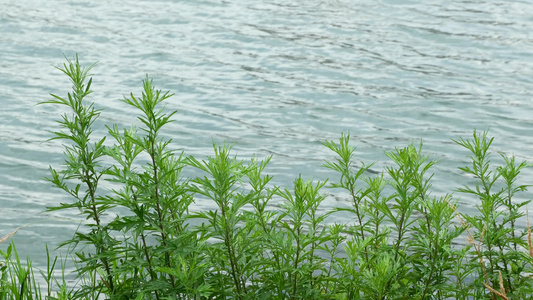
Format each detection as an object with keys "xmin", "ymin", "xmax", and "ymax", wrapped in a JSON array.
[{"xmin": 2, "ymin": 0, "xmax": 533, "ymax": 267}]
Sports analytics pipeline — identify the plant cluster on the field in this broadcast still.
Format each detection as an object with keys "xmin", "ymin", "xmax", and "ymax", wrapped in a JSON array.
[{"xmin": 2, "ymin": 57, "xmax": 533, "ymax": 299}]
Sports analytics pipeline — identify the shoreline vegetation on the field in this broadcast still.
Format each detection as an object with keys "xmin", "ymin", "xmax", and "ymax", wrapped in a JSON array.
[{"xmin": 1, "ymin": 56, "xmax": 533, "ymax": 299}]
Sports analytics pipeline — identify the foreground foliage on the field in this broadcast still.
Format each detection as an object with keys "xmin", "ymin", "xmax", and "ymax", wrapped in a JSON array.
[{"xmin": 2, "ymin": 56, "xmax": 533, "ymax": 299}]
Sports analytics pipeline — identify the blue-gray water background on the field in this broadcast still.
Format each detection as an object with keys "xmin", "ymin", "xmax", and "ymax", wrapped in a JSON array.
[{"xmin": 2, "ymin": 0, "xmax": 533, "ymax": 269}]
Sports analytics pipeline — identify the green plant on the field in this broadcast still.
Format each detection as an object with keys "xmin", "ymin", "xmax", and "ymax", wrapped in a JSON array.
[
  {"xmin": 322, "ymin": 136, "xmax": 466, "ymax": 299},
  {"xmin": 40, "ymin": 56, "xmax": 209, "ymax": 299},
  {"xmin": 41, "ymin": 55, "xmax": 117, "ymax": 297},
  {"xmin": 454, "ymin": 130, "xmax": 533, "ymax": 299},
  {"xmin": 3, "ymin": 55, "xmax": 533, "ymax": 299},
  {"xmin": 187, "ymin": 144, "xmax": 271, "ymax": 299},
  {"xmin": 0, "ymin": 238, "xmax": 69, "ymax": 300}
]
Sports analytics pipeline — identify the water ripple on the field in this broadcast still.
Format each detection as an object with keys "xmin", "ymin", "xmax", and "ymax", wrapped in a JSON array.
[{"xmin": 1, "ymin": 0, "xmax": 533, "ymax": 266}]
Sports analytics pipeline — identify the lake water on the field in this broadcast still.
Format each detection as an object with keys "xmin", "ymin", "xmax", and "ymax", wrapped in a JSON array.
[{"xmin": 2, "ymin": 0, "xmax": 533, "ymax": 269}]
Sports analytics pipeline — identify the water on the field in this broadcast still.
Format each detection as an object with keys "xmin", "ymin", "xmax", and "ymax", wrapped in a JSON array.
[{"xmin": 2, "ymin": 0, "xmax": 533, "ymax": 269}]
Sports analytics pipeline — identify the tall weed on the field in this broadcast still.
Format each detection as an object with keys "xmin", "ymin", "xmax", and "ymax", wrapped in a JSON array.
[{"xmin": 2, "ymin": 56, "xmax": 533, "ymax": 299}]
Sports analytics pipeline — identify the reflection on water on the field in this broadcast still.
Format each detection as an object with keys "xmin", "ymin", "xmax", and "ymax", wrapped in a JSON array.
[{"xmin": 1, "ymin": 0, "xmax": 533, "ymax": 267}]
